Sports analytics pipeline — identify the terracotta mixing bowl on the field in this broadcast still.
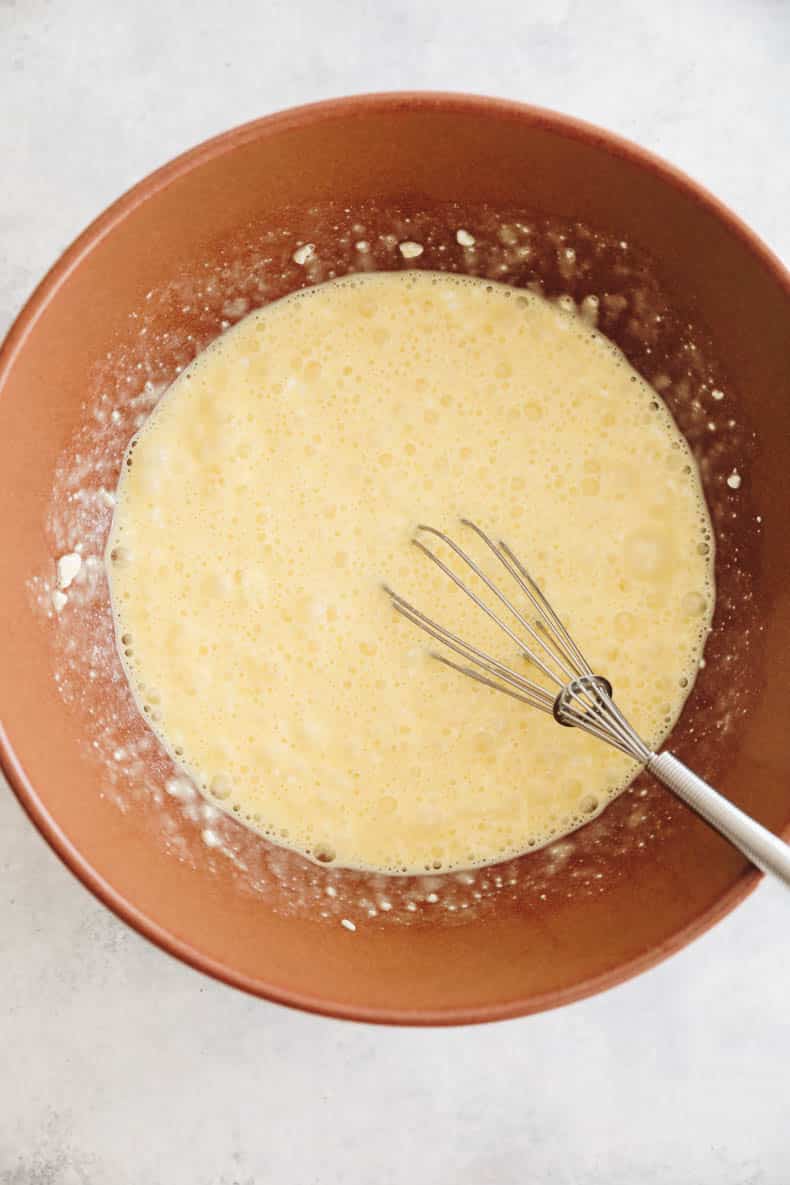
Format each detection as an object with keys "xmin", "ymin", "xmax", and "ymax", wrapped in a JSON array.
[{"xmin": 1, "ymin": 94, "xmax": 789, "ymax": 1024}]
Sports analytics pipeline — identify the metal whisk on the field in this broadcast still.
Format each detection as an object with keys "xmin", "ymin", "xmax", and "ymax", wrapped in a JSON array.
[{"xmin": 387, "ymin": 520, "xmax": 790, "ymax": 887}]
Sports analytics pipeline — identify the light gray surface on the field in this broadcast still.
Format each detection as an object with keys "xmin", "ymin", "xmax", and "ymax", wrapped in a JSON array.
[{"xmin": 1, "ymin": 1, "xmax": 788, "ymax": 1181}]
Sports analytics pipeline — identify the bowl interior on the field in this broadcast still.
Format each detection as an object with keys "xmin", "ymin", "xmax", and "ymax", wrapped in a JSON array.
[{"xmin": 1, "ymin": 95, "xmax": 789, "ymax": 1023}]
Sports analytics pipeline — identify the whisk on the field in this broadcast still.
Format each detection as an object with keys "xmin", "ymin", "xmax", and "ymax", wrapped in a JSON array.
[{"xmin": 387, "ymin": 520, "xmax": 790, "ymax": 887}]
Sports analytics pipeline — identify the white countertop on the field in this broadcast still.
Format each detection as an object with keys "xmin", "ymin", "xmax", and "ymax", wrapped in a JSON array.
[{"xmin": 2, "ymin": 2, "xmax": 788, "ymax": 1181}]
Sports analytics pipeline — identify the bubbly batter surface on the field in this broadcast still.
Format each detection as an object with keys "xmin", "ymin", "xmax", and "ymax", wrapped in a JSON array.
[{"xmin": 108, "ymin": 272, "xmax": 714, "ymax": 873}]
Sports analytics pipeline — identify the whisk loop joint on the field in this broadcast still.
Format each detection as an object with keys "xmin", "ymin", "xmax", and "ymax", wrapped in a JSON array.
[{"xmin": 387, "ymin": 520, "xmax": 651, "ymax": 763}]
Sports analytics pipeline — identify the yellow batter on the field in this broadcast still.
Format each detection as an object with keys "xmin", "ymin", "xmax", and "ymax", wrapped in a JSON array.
[{"xmin": 107, "ymin": 272, "xmax": 714, "ymax": 873}]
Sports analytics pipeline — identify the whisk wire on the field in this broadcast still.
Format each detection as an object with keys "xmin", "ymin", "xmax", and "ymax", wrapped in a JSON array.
[
  {"xmin": 495, "ymin": 536, "xmax": 593, "ymax": 678},
  {"xmin": 414, "ymin": 526, "xmax": 576, "ymax": 687},
  {"xmin": 384, "ymin": 586, "xmax": 555, "ymax": 710},
  {"xmin": 432, "ymin": 654, "xmax": 556, "ymax": 713},
  {"xmin": 387, "ymin": 520, "xmax": 652, "ymax": 764}
]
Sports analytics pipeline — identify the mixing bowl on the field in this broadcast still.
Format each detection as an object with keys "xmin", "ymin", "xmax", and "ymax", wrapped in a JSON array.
[{"xmin": 1, "ymin": 93, "xmax": 788, "ymax": 1024}]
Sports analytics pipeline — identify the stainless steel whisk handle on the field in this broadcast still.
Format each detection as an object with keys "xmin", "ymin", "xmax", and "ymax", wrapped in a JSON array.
[{"xmin": 649, "ymin": 751, "xmax": 790, "ymax": 887}]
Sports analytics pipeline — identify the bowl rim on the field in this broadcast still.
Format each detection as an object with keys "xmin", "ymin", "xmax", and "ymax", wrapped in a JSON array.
[{"xmin": 1, "ymin": 91, "xmax": 788, "ymax": 1025}]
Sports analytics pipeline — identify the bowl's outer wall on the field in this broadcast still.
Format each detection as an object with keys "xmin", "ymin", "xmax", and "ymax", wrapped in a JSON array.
[{"xmin": 1, "ymin": 95, "xmax": 789, "ymax": 1023}]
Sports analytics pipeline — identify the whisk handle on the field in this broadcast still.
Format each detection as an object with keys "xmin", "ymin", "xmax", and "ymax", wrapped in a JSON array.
[{"xmin": 649, "ymin": 751, "xmax": 790, "ymax": 888}]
